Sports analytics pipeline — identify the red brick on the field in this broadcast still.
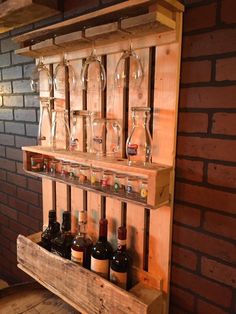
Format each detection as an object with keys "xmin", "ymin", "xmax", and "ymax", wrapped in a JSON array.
[
  {"xmin": 201, "ymin": 257, "xmax": 236, "ymax": 288},
  {"xmin": 171, "ymin": 266, "xmax": 232, "ymax": 308},
  {"xmin": 172, "ymin": 245, "xmax": 197, "ymax": 271},
  {"xmin": 173, "ymin": 224, "xmax": 236, "ymax": 263},
  {"xmin": 208, "ymin": 163, "xmax": 236, "ymax": 189},
  {"xmin": 0, "ymin": 234, "xmax": 10, "ymax": 249},
  {"xmin": 9, "ymin": 220, "xmax": 29, "ymax": 236},
  {"xmin": 176, "ymin": 158, "xmax": 204, "ymax": 182},
  {"xmin": 170, "ymin": 285, "xmax": 195, "ymax": 312},
  {"xmin": 184, "ymin": 3, "xmax": 216, "ymax": 32},
  {"xmin": 181, "ymin": 60, "xmax": 211, "ymax": 84},
  {"xmin": 204, "ymin": 211, "xmax": 236, "ymax": 241},
  {"xmin": 216, "ymin": 57, "xmax": 236, "ymax": 81},
  {"xmin": 169, "ymin": 305, "xmax": 188, "ymax": 314},
  {"xmin": 183, "ymin": 28, "xmax": 236, "ymax": 58},
  {"xmin": 8, "ymin": 196, "xmax": 28, "ymax": 214},
  {"xmin": 7, "ymin": 172, "xmax": 26, "ymax": 188},
  {"xmin": 18, "ymin": 212, "xmax": 39, "ymax": 230},
  {"xmin": 0, "ymin": 169, "xmax": 6, "ymax": 180},
  {"xmin": 197, "ymin": 299, "xmax": 228, "ymax": 314},
  {"xmin": 174, "ymin": 203, "xmax": 201, "ymax": 227},
  {"xmin": 0, "ymin": 157, "xmax": 15, "ymax": 172},
  {"xmin": 1, "ymin": 246, "xmax": 16, "ymax": 265},
  {"xmin": 180, "ymin": 86, "xmax": 236, "ymax": 109},
  {"xmin": 177, "ymin": 136, "xmax": 236, "ymax": 163},
  {"xmin": 28, "ymin": 204, "xmax": 43, "ymax": 220},
  {"xmin": 0, "ymin": 212, "xmax": 9, "ymax": 226},
  {"xmin": 0, "ymin": 225, "xmax": 17, "ymax": 242},
  {"xmin": 176, "ymin": 182, "xmax": 236, "ymax": 214},
  {"xmin": 0, "ymin": 204, "xmax": 17, "ymax": 220},
  {"xmin": 212, "ymin": 113, "xmax": 236, "ymax": 136},
  {"xmin": 0, "ymin": 182, "xmax": 16, "ymax": 196},
  {"xmin": 28, "ymin": 178, "xmax": 42, "ymax": 193},
  {"xmin": 178, "ymin": 112, "xmax": 208, "ymax": 133},
  {"xmin": 0, "ymin": 191, "xmax": 8, "ymax": 204},
  {"xmin": 17, "ymin": 187, "xmax": 38, "ymax": 205},
  {"xmin": 221, "ymin": 0, "xmax": 236, "ymax": 24}
]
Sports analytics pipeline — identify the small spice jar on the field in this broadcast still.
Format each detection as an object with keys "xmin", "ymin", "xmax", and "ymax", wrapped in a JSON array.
[
  {"xmin": 69, "ymin": 163, "xmax": 80, "ymax": 180},
  {"xmin": 91, "ymin": 167, "xmax": 102, "ymax": 186},
  {"xmin": 31, "ymin": 155, "xmax": 43, "ymax": 172},
  {"xmin": 61, "ymin": 161, "xmax": 70, "ymax": 177},
  {"xmin": 114, "ymin": 173, "xmax": 126, "ymax": 193},
  {"xmin": 42, "ymin": 157, "xmax": 49, "ymax": 173},
  {"xmin": 101, "ymin": 170, "xmax": 114, "ymax": 190},
  {"xmin": 49, "ymin": 159, "xmax": 59, "ymax": 175},
  {"xmin": 140, "ymin": 178, "xmax": 148, "ymax": 200},
  {"xmin": 126, "ymin": 176, "xmax": 139, "ymax": 196},
  {"xmin": 79, "ymin": 165, "xmax": 90, "ymax": 184}
]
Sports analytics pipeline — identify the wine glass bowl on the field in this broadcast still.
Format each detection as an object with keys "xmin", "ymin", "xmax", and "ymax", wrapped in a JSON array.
[{"xmin": 30, "ymin": 58, "xmax": 52, "ymax": 93}]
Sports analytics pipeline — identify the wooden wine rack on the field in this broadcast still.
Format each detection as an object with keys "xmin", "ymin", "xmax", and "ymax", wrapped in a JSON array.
[{"xmin": 15, "ymin": 1, "xmax": 184, "ymax": 313}]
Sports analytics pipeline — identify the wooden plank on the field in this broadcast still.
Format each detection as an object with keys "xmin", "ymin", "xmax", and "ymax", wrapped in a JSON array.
[
  {"xmin": 86, "ymin": 55, "xmax": 103, "ymax": 241},
  {"xmin": 31, "ymin": 38, "xmax": 62, "ymax": 55},
  {"xmin": 106, "ymin": 52, "xmax": 125, "ymax": 247},
  {"xmin": 17, "ymin": 234, "xmax": 163, "ymax": 314},
  {"xmin": 126, "ymin": 47, "xmax": 151, "ymax": 269},
  {"xmin": 55, "ymin": 30, "xmax": 90, "ymax": 50},
  {"xmin": 149, "ymin": 11, "xmax": 183, "ymax": 301},
  {"xmin": 69, "ymin": 59, "xmax": 85, "ymax": 234},
  {"xmin": 0, "ymin": 0, "xmax": 60, "ymax": 33},
  {"xmin": 13, "ymin": 0, "xmax": 154, "ymax": 44}
]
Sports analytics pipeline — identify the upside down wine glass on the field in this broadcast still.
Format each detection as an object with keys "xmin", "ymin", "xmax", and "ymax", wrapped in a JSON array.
[{"xmin": 30, "ymin": 57, "xmax": 52, "ymax": 93}]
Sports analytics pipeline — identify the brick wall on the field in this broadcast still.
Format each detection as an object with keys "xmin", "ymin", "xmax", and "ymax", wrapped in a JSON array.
[
  {"xmin": 0, "ymin": 0, "xmax": 235, "ymax": 313},
  {"xmin": 171, "ymin": 0, "xmax": 236, "ymax": 313}
]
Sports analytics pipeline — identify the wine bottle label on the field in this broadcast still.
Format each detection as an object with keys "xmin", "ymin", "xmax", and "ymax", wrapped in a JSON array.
[
  {"xmin": 91, "ymin": 257, "xmax": 109, "ymax": 279},
  {"xmin": 127, "ymin": 144, "xmax": 138, "ymax": 156},
  {"xmin": 141, "ymin": 187, "xmax": 148, "ymax": 198},
  {"xmin": 93, "ymin": 137, "xmax": 103, "ymax": 144},
  {"xmin": 71, "ymin": 249, "xmax": 83, "ymax": 265},
  {"xmin": 91, "ymin": 174, "xmax": 96, "ymax": 184},
  {"xmin": 110, "ymin": 269, "xmax": 127, "ymax": 290},
  {"xmin": 117, "ymin": 239, "xmax": 126, "ymax": 247}
]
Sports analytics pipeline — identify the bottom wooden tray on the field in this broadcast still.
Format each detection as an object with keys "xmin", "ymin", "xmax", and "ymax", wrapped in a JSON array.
[{"xmin": 17, "ymin": 233, "xmax": 163, "ymax": 314}]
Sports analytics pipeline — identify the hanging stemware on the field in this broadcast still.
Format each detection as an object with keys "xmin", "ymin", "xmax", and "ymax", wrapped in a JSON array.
[
  {"xmin": 38, "ymin": 97, "xmax": 52, "ymax": 147},
  {"xmin": 114, "ymin": 42, "xmax": 143, "ymax": 89},
  {"xmin": 30, "ymin": 57, "xmax": 52, "ymax": 93},
  {"xmin": 80, "ymin": 47, "xmax": 106, "ymax": 92},
  {"xmin": 53, "ymin": 54, "xmax": 76, "ymax": 93}
]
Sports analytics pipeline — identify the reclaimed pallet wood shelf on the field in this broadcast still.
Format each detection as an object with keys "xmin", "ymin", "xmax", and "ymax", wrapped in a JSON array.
[
  {"xmin": 17, "ymin": 233, "xmax": 163, "ymax": 314},
  {"xmin": 14, "ymin": 0, "xmax": 183, "ymax": 57},
  {"xmin": 23, "ymin": 146, "xmax": 171, "ymax": 209},
  {"xmin": 0, "ymin": 0, "xmax": 60, "ymax": 33}
]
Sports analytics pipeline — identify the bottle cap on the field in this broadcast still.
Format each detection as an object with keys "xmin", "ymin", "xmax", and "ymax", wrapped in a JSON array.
[{"xmin": 49, "ymin": 210, "xmax": 56, "ymax": 219}]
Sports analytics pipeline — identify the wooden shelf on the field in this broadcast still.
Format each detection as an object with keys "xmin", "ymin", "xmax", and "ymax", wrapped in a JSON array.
[
  {"xmin": 17, "ymin": 233, "xmax": 163, "ymax": 314},
  {"xmin": 13, "ymin": 0, "xmax": 183, "ymax": 57},
  {"xmin": 0, "ymin": 0, "xmax": 60, "ymax": 34},
  {"xmin": 23, "ymin": 146, "xmax": 171, "ymax": 209}
]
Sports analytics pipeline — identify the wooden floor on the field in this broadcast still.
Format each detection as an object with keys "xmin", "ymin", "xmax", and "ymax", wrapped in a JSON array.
[{"xmin": 0, "ymin": 282, "xmax": 79, "ymax": 314}]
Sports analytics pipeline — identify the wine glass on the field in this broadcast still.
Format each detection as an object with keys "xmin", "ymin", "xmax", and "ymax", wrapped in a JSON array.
[
  {"xmin": 30, "ymin": 57, "xmax": 52, "ymax": 93},
  {"xmin": 114, "ymin": 43, "xmax": 143, "ymax": 89},
  {"xmin": 53, "ymin": 54, "xmax": 76, "ymax": 93},
  {"xmin": 80, "ymin": 48, "xmax": 106, "ymax": 92}
]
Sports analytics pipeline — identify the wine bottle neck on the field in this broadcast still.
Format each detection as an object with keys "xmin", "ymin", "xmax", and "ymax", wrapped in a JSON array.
[
  {"xmin": 78, "ymin": 222, "xmax": 87, "ymax": 235},
  {"xmin": 117, "ymin": 239, "xmax": 126, "ymax": 251}
]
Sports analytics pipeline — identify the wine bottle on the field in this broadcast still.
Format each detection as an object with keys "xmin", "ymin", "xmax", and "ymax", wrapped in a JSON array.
[
  {"xmin": 71, "ymin": 210, "xmax": 93, "ymax": 269},
  {"xmin": 39, "ymin": 209, "xmax": 60, "ymax": 251},
  {"xmin": 110, "ymin": 226, "xmax": 130, "ymax": 290},
  {"xmin": 91, "ymin": 218, "xmax": 113, "ymax": 279},
  {"xmin": 51, "ymin": 211, "xmax": 74, "ymax": 259}
]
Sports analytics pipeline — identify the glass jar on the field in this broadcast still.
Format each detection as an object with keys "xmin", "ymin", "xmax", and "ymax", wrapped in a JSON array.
[
  {"xmin": 101, "ymin": 170, "xmax": 114, "ymax": 190},
  {"xmin": 70, "ymin": 110, "xmax": 96, "ymax": 152},
  {"xmin": 69, "ymin": 163, "xmax": 80, "ymax": 180},
  {"xmin": 38, "ymin": 99, "xmax": 51, "ymax": 146},
  {"xmin": 49, "ymin": 159, "xmax": 59, "ymax": 175},
  {"xmin": 126, "ymin": 176, "xmax": 139, "ymax": 196},
  {"xmin": 91, "ymin": 167, "xmax": 102, "ymax": 186},
  {"xmin": 51, "ymin": 109, "xmax": 70, "ymax": 151},
  {"xmin": 114, "ymin": 173, "xmax": 126, "ymax": 193},
  {"xmin": 140, "ymin": 178, "xmax": 148, "ymax": 200},
  {"xmin": 31, "ymin": 156, "xmax": 43, "ymax": 172},
  {"xmin": 79, "ymin": 165, "xmax": 90, "ymax": 184},
  {"xmin": 43, "ymin": 158, "xmax": 49, "ymax": 173},
  {"xmin": 61, "ymin": 161, "xmax": 70, "ymax": 177},
  {"xmin": 126, "ymin": 107, "xmax": 152, "ymax": 166}
]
